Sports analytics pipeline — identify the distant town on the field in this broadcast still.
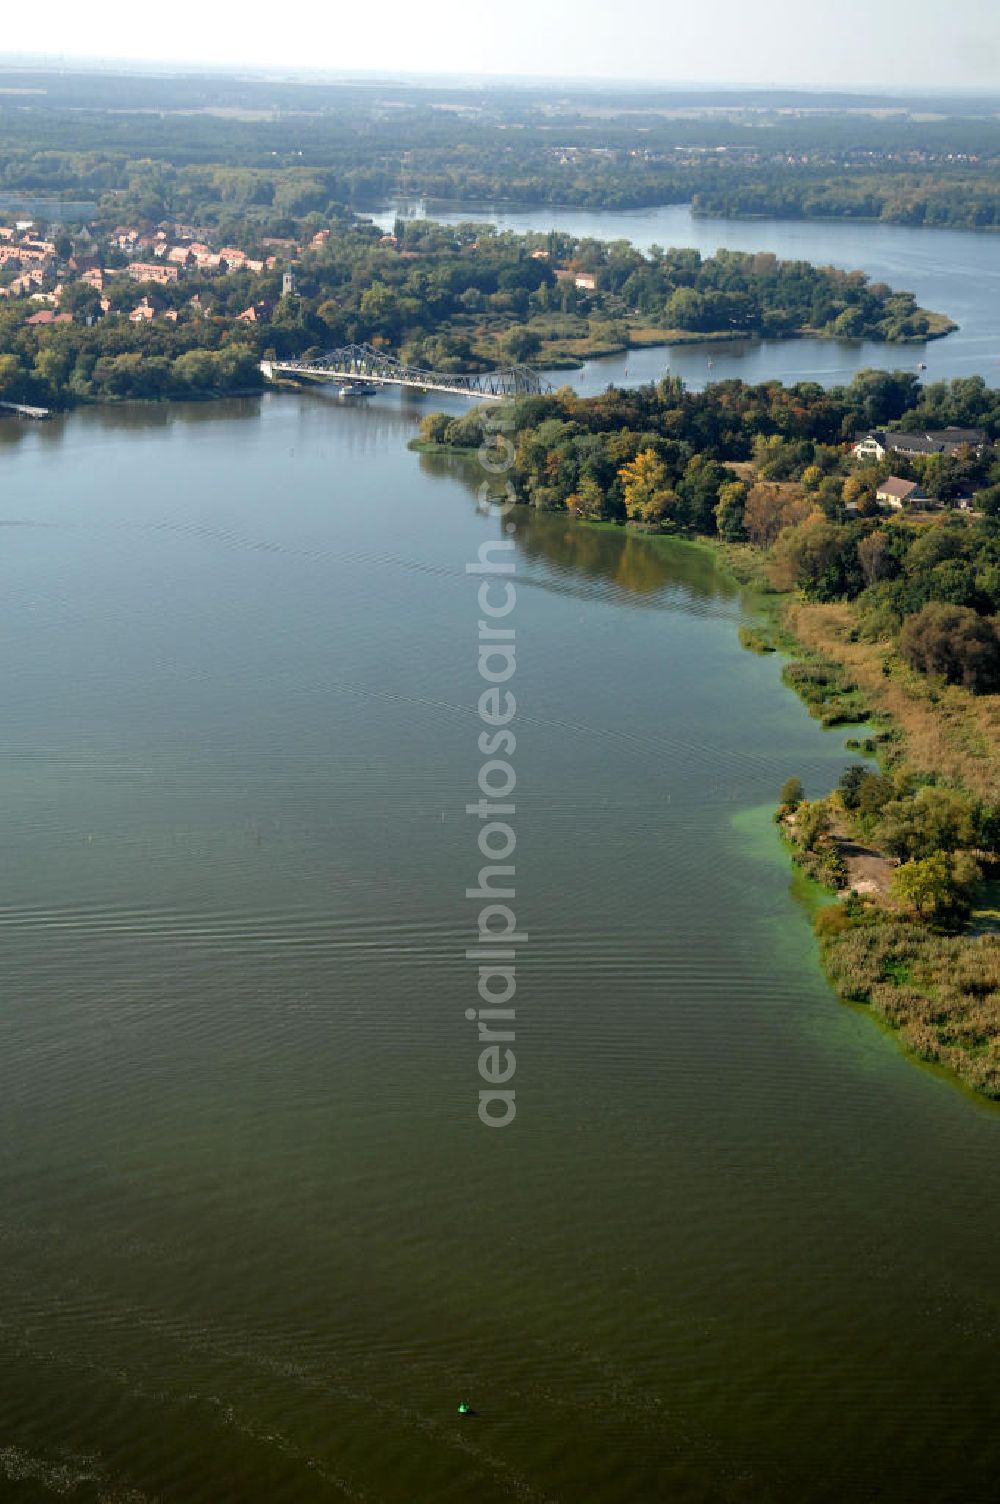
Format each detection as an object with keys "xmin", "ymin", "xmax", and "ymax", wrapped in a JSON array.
[{"xmin": 0, "ymin": 216, "xmax": 310, "ymax": 327}]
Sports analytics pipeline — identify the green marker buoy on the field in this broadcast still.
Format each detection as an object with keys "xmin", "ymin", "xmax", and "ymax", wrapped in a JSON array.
[{"xmin": 458, "ymin": 1401, "xmax": 471, "ymax": 1416}]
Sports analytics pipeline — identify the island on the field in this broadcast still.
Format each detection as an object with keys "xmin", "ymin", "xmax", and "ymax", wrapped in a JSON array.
[{"xmin": 0, "ymin": 213, "xmax": 954, "ymax": 410}]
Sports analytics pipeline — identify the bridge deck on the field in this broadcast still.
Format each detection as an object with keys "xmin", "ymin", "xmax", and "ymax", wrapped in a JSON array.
[
  {"xmin": 260, "ymin": 344, "xmax": 549, "ymax": 401},
  {"xmin": 0, "ymin": 400, "xmax": 51, "ymax": 419}
]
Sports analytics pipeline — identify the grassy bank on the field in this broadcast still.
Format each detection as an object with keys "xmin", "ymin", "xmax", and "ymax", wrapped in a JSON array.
[
  {"xmin": 783, "ymin": 601, "xmax": 1000, "ymax": 804},
  {"xmin": 769, "ymin": 600, "xmax": 1000, "ymax": 1100}
]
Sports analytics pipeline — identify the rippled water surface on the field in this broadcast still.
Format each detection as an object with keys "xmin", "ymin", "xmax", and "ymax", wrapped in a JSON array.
[{"xmin": 1, "ymin": 394, "xmax": 999, "ymax": 1502}]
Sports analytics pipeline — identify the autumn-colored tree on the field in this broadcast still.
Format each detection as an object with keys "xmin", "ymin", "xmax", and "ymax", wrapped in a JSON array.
[
  {"xmin": 566, "ymin": 471, "xmax": 605, "ymax": 519},
  {"xmin": 856, "ymin": 530, "xmax": 896, "ymax": 588},
  {"xmin": 842, "ymin": 469, "xmax": 881, "ymax": 509},
  {"xmin": 742, "ymin": 483, "xmax": 811, "ymax": 548},
  {"xmin": 618, "ymin": 448, "xmax": 676, "ymax": 525}
]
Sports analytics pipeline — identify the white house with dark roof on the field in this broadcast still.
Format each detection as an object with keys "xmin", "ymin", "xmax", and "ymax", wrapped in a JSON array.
[
  {"xmin": 876, "ymin": 476, "xmax": 927, "ymax": 509},
  {"xmin": 853, "ymin": 428, "xmax": 987, "ymax": 461}
]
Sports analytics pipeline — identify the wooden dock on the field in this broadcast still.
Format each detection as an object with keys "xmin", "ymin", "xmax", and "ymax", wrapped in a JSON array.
[{"xmin": 0, "ymin": 400, "xmax": 51, "ymax": 420}]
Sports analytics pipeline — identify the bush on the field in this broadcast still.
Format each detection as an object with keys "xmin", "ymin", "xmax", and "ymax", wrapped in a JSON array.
[
  {"xmin": 900, "ymin": 601, "xmax": 1000, "ymax": 693},
  {"xmin": 839, "ymin": 764, "xmax": 871, "ymax": 809},
  {"xmin": 779, "ymin": 776, "xmax": 805, "ymax": 809},
  {"xmin": 815, "ymin": 901, "xmax": 862, "ymax": 939},
  {"xmin": 819, "ymin": 918, "xmax": 1000, "ymax": 1097},
  {"xmin": 876, "ymin": 785, "xmax": 979, "ymax": 861},
  {"xmin": 738, "ymin": 625, "xmax": 775, "ymax": 653},
  {"xmin": 795, "ymin": 799, "xmax": 832, "ymax": 852},
  {"xmin": 891, "ymin": 849, "xmax": 981, "ymax": 928}
]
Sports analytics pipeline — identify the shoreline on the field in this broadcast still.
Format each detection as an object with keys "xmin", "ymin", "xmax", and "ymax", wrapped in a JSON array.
[
  {"xmin": 403, "ymin": 458, "xmax": 998, "ymax": 1100},
  {"xmin": 372, "ymin": 197, "xmax": 1000, "ymax": 237},
  {"xmin": 747, "ymin": 599, "xmax": 999, "ymax": 1100}
]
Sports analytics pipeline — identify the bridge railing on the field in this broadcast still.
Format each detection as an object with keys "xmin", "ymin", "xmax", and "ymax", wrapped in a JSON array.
[{"xmin": 262, "ymin": 343, "xmax": 550, "ymax": 400}]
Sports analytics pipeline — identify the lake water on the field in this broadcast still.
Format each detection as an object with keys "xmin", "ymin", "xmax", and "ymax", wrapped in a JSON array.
[
  {"xmin": 1, "ymin": 391, "xmax": 999, "ymax": 1502},
  {"xmin": 374, "ymin": 200, "xmax": 1000, "ymax": 392},
  {"xmin": 0, "ymin": 194, "xmax": 98, "ymax": 223}
]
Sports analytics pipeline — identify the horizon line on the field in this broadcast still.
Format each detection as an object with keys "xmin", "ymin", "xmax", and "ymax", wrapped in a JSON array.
[{"xmin": 1, "ymin": 54, "xmax": 1000, "ymax": 98}]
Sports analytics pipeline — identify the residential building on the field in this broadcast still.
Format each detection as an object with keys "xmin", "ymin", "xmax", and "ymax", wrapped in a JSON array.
[
  {"xmin": 236, "ymin": 301, "xmax": 273, "ymax": 323},
  {"xmin": 128, "ymin": 261, "xmax": 181, "ymax": 285},
  {"xmin": 853, "ymin": 428, "xmax": 987, "ymax": 461},
  {"xmin": 876, "ymin": 477, "xmax": 928, "ymax": 509},
  {"xmin": 24, "ymin": 310, "xmax": 72, "ymax": 326}
]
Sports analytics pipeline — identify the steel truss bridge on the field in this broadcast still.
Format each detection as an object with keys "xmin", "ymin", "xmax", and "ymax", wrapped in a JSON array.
[{"xmin": 260, "ymin": 344, "xmax": 550, "ymax": 400}]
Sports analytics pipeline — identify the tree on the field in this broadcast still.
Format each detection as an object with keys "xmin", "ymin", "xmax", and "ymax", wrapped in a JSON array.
[
  {"xmin": 891, "ymin": 850, "xmax": 978, "ymax": 925},
  {"xmin": 0, "ymin": 353, "xmax": 23, "ymax": 399},
  {"xmin": 502, "ymin": 326, "xmax": 542, "ymax": 363},
  {"xmin": 419, "ymin": 412, "xmax": 451, "ymax": 446},
  {"xmin": 795, "ymin": 799, "xmax": 832, "ymax": 852},
  {"xmin": 838, "ymin": 764, "xmax": 870, "ymax": 810},
  {"xmin": 34, "ymin": 346, "xmax": 73, "ymax": 392},
  {"xmin": 857, "ymin": 530, "xmax": 895, "ymax": 588},
  {"xmin": 172, "ymin": 349, "xmax": 219, "ymax": 391},
  {"xmin": 768, "ymin": 518, "xmax": 861, "ymax": 599},
  {"xmin": 677, "ymin": 455, "xmax": 733, "ymax": 532},
  {"xmin": 743, "ymin": 483, "xmax": 810, "ymax": 548},
  {"xmin": 618, "ymin": 448, "xmax": 676, "ymax": 526},
  {"xmin": 59, "ymin": 282, "xmax": 103, "ymax": 321},
  {"xmin": 358, "ymin": 280, "xmax": 400, "ymax": 337},
  {"xmin": 779, "ymin": 777, "xmax": 805, "ymax": 809},
  {"xmin": 715, "ymin": 480, "xmax": 747, "ymax": 541},
  {"xmin": 876, "ymin": 785, "xmax": 978, "ymax": 861},
  {"xmin": 900, "ymin": 602, "xmax": 1000, "ymax": 693},
  {"xmin": 843, "ymin": 469, "xmax": 880, "ymax": 510},
  {"xmin": 444, "ymin": 410, "xmax": 486, "ymax": 449},
  {"xmin": 833, "ymin": 306, "xmax": 867, "ymax": 337},
  {"xmin": 892, "ymin": 852, "xmax": 953, "ymax": 917},
  {"xmin": 566, "ymin": 471, "xmax": 605, "ymax": 519},
  {"xmin": 975, "ymin": 484, "xmax": 1000, "ymax": 518},
  {"xmin": 664, "ymin": 287, "xmax": 707, "ymax": 331}
]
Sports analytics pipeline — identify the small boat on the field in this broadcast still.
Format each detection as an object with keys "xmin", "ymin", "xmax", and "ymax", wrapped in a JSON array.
[{"xmin": 336, "ymin": 381, "xmax": 377, "ymax": 398}]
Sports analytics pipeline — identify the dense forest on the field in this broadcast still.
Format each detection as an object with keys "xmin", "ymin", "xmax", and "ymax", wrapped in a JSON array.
[
  {"xmin": 692, "ymin": 172, "xmax": 1000, "ymax": 230},
  {"xmin": 3, "ymin": 69, "xmax": 1000, "ymax": 228},
  {"xmin": 421, "ymin": 368, "xmax": 1000, "ymax": 543}
]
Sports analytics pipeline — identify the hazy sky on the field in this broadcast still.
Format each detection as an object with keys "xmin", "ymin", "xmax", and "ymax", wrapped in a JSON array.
[{"xmin": 6, "ymin": 0, "xmax": 1000, "ymax": 90}]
